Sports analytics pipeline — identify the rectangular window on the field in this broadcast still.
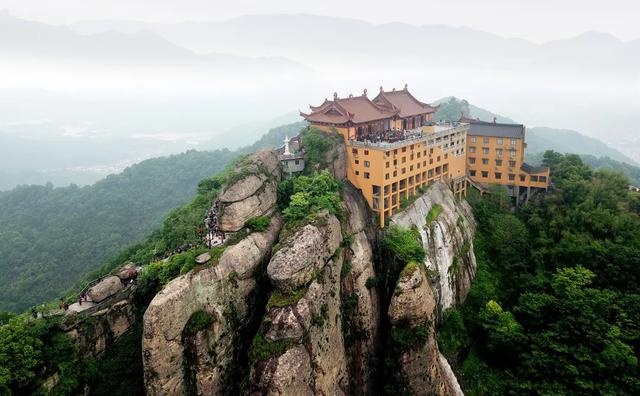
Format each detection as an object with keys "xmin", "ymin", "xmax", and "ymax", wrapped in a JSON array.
[
  {"xmin": 508, "ymin": 174, "xmax": 515, "ymax": 181},
  {"xmin": 364, "ymin": 150, "xmax": 369, "ymax": 155},
  {"xmin": 496, "ymin": 148, "xmax": 503, "ymax": 156},
  {"xmin": 469, "ymin": 146, "xmax": 476, "ymax": 153},
  {"xmin": 385, "ymin": 173, "xmax": 389, "ymax": 180},
  {"xmin": 481, "ymin": 171, "xmax": 489, "ymax": 178},
  {"xmin": 352, "ymin": 148, "xmax": 358, "ymax": 154},
  {"xmin": 495, "ymin": 172, "xmax": 502, "ymax": 179},
  {"xmin": 511, "ymin": 139, "xmax": 517, "ymax": 146},
  {"xmin": 402, "ymin": 147, "xmax": 407, "ymax": 153},
  {"xmin": 497, "ymin": 138, "xmax": 503, "ymax": 145},
  {"xmin": 393, "ymin": 171, "xmax": 397, "ymax": 177},
  {"xmin": 482, "ymin": 158, "xmax": 489, "ymax": 165},
  {"xmin": 402, "ymin": 168, "xmax": 406, "ymax": 174},
  {"xmin": 520, "ymin": 175, "xmax": 526, "ymax": 182},
  {"xmin": 437, "ymin": 156, "xmax": 441, "ymax": 162},
  {"xmin": 510, "ymin": 149, "xmax": 516, "ymax": 158},
  {"xmin": 482, "ymin": 148, "xmax": 489, "ymax": 155},
  {"xmin": 495, "ymin": 159, "xmax": 503, "ymax": 166},
  {"xmin": 364, "ymin": 160, "xmax": 370, "ymax": 168},
  {"xmin": 364, "ymin": 172, "xmax": 370, "ymax": 179},
  {"xmin": 469, "ymin": 157, "xmax": 476, "ymax": 164},
  {"xmin": 483, "ymin": 137, "xmax": 490, "ymax": 144},
  {"xmin": 402, "ymin": 157, "xmax": 407, "ymax": 163},
  {"xmin": 469, "ymin": 170, "xmax": 477, "ymax": 176},
  {"xmin": 509, "ymin": 160, "xmax": 516, "ymax": 168},
  {"xmin": 386, "ymin": 162, "xmax": 390, "ymax": 168},
  {"xmin": 355, "ymin": 159, "xmax": 359, "ymax": 165},
  {"xmin": 471, "ymin": 136, "xmax": 477, "ymax": 143},
  {"xmin": 355, "ymin": 171, "xmax": 360, "ymax": 175},
  {"xmin": 540, "ymin": 176, "xmax": 547, "ymax": 182},
  {"xmin": 410, "ymin": 165, "xmax": 414, "ymax": 171},
  {"xmin": 531, "ymin": 175, "xmax": 539, "ymax": 182}
]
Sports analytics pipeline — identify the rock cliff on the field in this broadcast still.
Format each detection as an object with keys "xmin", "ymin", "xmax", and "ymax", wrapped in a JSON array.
[
  {"xmin": 137, "ymin": 140, "xmax": 476, "ymax": 395},
  {"xmin": 392, "ymin": 182, "xmax": 477, "ymax": 313}
]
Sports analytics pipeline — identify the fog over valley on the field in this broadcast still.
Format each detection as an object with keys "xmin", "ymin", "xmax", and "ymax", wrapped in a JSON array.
[{"xmin": 0, "ymin": 10, "xmax": 639, "ymax": 190}]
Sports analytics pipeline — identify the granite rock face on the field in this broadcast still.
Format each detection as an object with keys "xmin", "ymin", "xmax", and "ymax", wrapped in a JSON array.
[
  {"xmin": 392, "ymin": 181, "xmax": 477, "ymax": 312},
  {"xmin": 251, "ymin": 212, "xmax": 348, "ymax": 395},
  {"xmin": 142, "ymin": 215, "xmax": 282, "ymax": 395},
  {"xmin": 218, "ymin": 150, "xmax": 281, "ymax": 232},
  {"xmin": 87, "ymin": 276, "xmax": 123, "ymax": 303},
  {"xmin": 65, "ymin": 298, "xmax": 135, "ymax": 358},
  {"xmin": 267, "ymin": 211, "xmax": 342, "ymax": 290},
  {"xmin": 388, "ymin": 264, "xmax": 454, "ymax": 396}
]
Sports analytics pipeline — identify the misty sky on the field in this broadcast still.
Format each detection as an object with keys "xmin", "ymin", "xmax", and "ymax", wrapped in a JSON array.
[{"xmin": 1, "ymin": 0, "xmax": 639, "ymax": 43}]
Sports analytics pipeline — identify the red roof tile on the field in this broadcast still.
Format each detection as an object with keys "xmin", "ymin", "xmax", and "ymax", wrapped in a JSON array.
[
  {"xmin": 302, "ymin": 94, "xmax": 398, "ymax": 125},
  {"xmin": 373, "ymin": 87, "xmax": 437, "ymax": 118}
]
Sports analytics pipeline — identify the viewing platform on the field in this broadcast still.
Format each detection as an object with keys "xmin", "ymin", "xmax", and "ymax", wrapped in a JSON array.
[{"xmin": 348, "ymin": 121, "xmax": 469, "ymax": 151}]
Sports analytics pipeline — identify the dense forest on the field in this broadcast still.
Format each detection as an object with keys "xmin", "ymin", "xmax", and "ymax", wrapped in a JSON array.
[
  {"xmin": 0, "ymin": 121, "xmax": 305, "ymax": 312},
  {"xmin": 439, "ymin": 151, "xmax": 640, "ymax": 394},
  {"xmin": 0, "ymin": 125, "xmax": 326, "ymax": 395}
]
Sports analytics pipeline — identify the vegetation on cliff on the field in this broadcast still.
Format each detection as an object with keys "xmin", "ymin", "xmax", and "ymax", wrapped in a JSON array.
[{"xmin": 439, "ymin": 151, "xmax": 640, "ymax": 395}]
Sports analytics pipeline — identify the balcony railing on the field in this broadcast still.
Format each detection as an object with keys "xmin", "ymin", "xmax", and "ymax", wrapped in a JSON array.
[{"xmin": 349, "ymin": 123, "xmax": 469, "ymax": 150}]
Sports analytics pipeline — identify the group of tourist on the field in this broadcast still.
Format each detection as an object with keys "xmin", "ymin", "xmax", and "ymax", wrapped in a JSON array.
[
  {"xmin": 204, "ymin": 199, "xmax": 225, "ymax": 248},
  {"xmin": 356, "ymin": 129, "xmax": 408, "ymax": 144}
]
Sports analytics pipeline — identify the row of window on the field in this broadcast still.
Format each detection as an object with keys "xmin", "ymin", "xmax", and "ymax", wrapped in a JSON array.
[
  {"xmin": 356, "ymin": 161, "xmax": 449, "ymax": 180},
  {"xmin": 469, "ymin": 170, "xmax": 547, "ymax": 183},
  {"xmin": 468, "ymin": 147, "xmax": 517, "ymax": 157},
  {"xmin": 468, "ymin": 158, "xmax": 517, "ymax": 167},
  {"xmin": 355, "ymin": 154, "xmax": 446, "ymax": 169},
  {"xmin": 470, "ymin": 136, "xmax": 518, "ymax": 146}
]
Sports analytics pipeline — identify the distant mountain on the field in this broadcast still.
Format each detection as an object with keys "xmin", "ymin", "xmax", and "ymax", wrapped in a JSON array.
[
  {"xmin": 68, "ymin": 14, "xmax": 640, "ymax": 77},
  {"xmin": 0, "ymin": 11, "xmax": 304, "ymax": 70},
  {"xmin": 435, "ymin": 97, "xmax": 637, "ymax": 166},
  {"xmin": 526, "ymin": 127, "xmax": 638, "ymax": 165}
]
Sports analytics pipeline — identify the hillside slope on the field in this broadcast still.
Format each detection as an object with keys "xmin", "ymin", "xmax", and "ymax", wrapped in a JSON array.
[
  {"xmin": 0, "ymin": 122, "xmax": 302, "ymax": 312},
  {"xmin": 435, "ymin": 97, "xmax": 636, "ymax": 166}
]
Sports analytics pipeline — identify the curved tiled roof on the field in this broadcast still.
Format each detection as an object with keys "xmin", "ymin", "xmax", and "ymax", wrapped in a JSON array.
[
  {"xmin": 373, "ymin": 88, "xmax": 438, "ymax": 118},
  {"xmin": 301, "ymin": 94, "xmax": 398, "ymax": 125}
]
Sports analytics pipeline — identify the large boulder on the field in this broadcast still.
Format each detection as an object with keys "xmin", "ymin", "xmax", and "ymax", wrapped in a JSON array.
[
  {"xmin": 116, "ymin": 262, "xmax": 136, "ymax": 280},
  {"xmin": 267, "ymin": 213, "xmax": 341, "ymax": 290},
  {"xmin": 252, "ymin": 345, "xmax": 314, "ymax": 396},
  {"xmin": 87, "ymin": 276, "xmax": 123, "ymax": 303},
  {"xmin": 218, "ymin": 150, "xmax": 281, "ymax": 232},
  {"xmin": 219, "ymin": 174, "xmax": 268, "ymax": 203},
  {"xmin": 219, "ymin": 182, "xmax": 277, "ymax": 232},
  {"xmin": 388, "ymin": 264, "xmax": 436, "ymax": 327}
]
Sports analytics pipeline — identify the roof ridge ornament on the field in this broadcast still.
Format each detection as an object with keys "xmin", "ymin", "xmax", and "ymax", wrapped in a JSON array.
[
  {"xmin": 379, "ymin": 86, "xmax": 383, "ymax": 93},
  {"xmin": 404, "ymin": 83, "xmax": 408, "ymax": 90},
  {"xmin": 363, "ymin": 88, "xmax": 367, "ymax": 97},
  {"xmin": 333, "ymin": 92, "xmax": 338, "ymax": 99}
]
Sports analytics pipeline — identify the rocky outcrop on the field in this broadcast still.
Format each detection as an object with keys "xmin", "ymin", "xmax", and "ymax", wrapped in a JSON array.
[
  {"xmin": 142, "ymin": 215, "xmax": 282, "ymax": 395},
  {"xmin": 251, "ymin": 212, "xmax": 348, "ymax": 395},
  {"xmin": 65, "ymin": 298, "xmax": 135, "ymax": 358},
  {"xmin": 391, "ymin": 181, "xmax": 477, "ymax": 312},
  {"xmin": 388, "ymin": 263, "xmax": 455, "ymax": 396},
  {"xmin": 219, "ymin": 150, "xmax": 281, "ymax": 232},
  {"xmin": 267, "ymin": 212, "xmax": 342, "ymax": 290},
  {"xmin": 87, "ymin": 276, "xmax": 123, "ymax": 303},
  {"xmin": 339, "ymin": 184, "xmax": 380, "ymax": 394}
]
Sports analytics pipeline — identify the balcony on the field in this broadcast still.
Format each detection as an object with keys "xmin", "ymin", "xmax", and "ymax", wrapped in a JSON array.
[{"xmin": 349, "ymin": 122, "xmax": 469, "ymax": 150}]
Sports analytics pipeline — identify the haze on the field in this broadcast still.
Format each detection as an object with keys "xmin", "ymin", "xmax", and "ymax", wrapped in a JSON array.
[{"xmin": 0, "ymin": 1, "xmax": 639, "ymax": 190}]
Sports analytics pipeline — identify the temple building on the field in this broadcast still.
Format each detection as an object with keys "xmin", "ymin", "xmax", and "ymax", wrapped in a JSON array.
[
  {"xmin": 302, "ymin": 85, "xmax": 469, "ymax": 226},
  {"xmin": 462, "ymin": 117, "xmax": 550, "ymax": 203}
]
